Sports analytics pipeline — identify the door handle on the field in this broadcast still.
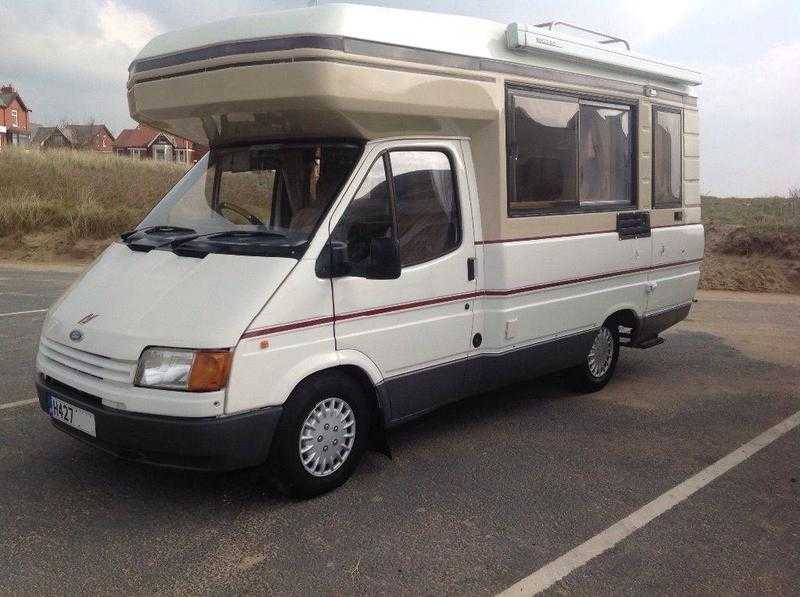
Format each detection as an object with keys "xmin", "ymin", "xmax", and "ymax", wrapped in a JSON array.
[{"xmin": 467, "ymin": 257, "xmax": 475, "ymax": 281}]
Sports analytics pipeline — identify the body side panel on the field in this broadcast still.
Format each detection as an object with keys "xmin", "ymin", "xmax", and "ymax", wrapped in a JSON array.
[
  {"xmin": 647, "ymin": 223, "xmax": 704, "ymax": 313},
  {"xmin": 227, "ymin": 258, "xmax": 335, "ymax": 413},
  {"xmin": 477, "ymin": 231, "xmax": 650, "ymax": 353}
]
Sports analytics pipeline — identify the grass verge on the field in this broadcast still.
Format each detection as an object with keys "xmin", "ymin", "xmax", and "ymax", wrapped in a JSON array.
[
  {"xmin": 0, "ymin": 147, "xmax": 185, "ymax": 261},
  {"xmin": 701, "ymin": 196, "xmax": 800, "ymax": 294}
]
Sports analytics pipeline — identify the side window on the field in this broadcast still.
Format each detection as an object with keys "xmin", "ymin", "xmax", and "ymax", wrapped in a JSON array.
[
  {"xmin": 579, "ymin": 103, "xmax": 632, "ymax": 206},
  {"xmin": 389, "ymin": 151, "xmax": 460, "ymax": 266},
  {"xmin": 509, "ymin": 94, "xmax": 579, "ymax": 213},
  {"xmin": 331, "ymin": 158, "xmax": 393, "ymax": 271},
  {"xmin": 507, "ymin": 87, "xmax": 634, "ymax": 215},
  {"xmin": 652, "ymin": 108, "xmax": 682, "ymax": 207}
]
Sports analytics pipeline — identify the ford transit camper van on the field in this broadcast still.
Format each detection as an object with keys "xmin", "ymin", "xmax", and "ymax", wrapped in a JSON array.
[{"xmin": 36, "ymin": 4, "xmax": 703, "ymax": 497}]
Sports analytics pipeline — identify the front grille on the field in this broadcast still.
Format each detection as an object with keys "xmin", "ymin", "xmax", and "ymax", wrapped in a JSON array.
[
  {"xmin": 43, "ymin": 375, "xmax": 103, "ymax": 407},
  {"xmin": 39, "ymin": 337, "xmax": 136, "ymax": 384}
]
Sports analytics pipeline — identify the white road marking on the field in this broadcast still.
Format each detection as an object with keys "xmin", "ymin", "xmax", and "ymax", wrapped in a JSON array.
[
  {"xmin": 0, "ymin": 309, "xmax": 47, "ymax": 317},
  {"xmin": 0, "ymin": 398, "xmax": 39, "ymax": 411},
  {"xmin": 498, "ymin": 410, "xmax": 800, "ymax": 596}
]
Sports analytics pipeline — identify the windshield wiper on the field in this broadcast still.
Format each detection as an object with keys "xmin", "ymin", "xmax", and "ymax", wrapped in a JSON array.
[
  {"xmin": 209, "ymin": 230, "xmax": 286, "ymax": 240},
  {"xmin": 120, "ymin": 225, "xmax": 196, "ymax": 240},
  {"xmin": 169, "ymin": 229, "xmax": 287, "ymax": 248}
]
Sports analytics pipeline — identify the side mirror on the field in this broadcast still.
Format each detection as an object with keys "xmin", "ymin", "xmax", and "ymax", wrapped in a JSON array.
[
  {"xmin": 364, "ymin": 237, "xmax": 401, "ymax": 280},
  {"xmin": 315, "ymin": 237, "xmax": 401, "ymax": 280},
  {"xmin": 315, "ymin": 241, "xmax": 349, "ymax": 278}
]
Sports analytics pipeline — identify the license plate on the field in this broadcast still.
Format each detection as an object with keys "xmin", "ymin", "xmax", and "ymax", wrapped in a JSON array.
[{"xmin": 49, "ymin": 395, "xmax": 96, "ymax": 437}]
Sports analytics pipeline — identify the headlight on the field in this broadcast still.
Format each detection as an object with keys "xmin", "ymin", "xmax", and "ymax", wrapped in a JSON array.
[{"xmin": 135, "ymin": 347, "xmax": 232, "ymax": 392}]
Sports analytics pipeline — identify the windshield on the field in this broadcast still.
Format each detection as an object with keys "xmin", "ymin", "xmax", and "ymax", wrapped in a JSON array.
[{"xmin": 129, "ymin": 142, "xmax": 362, "ymax": 257}]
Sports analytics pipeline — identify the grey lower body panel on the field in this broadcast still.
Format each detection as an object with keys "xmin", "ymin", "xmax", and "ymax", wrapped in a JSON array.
[
  {"xmin": 632, "ymin": 302, "xmax": 692, "ymax": 346},
  {"xmin": 382, "ymin": 329, "xmax": 597, "ymax": 426}
]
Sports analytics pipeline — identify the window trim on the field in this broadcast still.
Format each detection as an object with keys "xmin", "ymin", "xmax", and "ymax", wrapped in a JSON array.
[
  {"xmin": 10, "ymin": 109, "xmax": 18, "ymax": 128},
  {"xmin": 506, "ymin": 84, "xmax": 638, "ymax": 218},
  {"xmin": 651, "ymin": 105, "xmax": 683, "ymax": 209}
]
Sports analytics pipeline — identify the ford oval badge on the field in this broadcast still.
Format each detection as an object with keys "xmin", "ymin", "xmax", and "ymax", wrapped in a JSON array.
[{"xmin": 69, "ymin": 329, "xmax": 83, "ymax": 342}]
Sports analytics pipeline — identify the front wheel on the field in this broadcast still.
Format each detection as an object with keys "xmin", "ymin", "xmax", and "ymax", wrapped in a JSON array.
[
  {"xmin": 567, "ymin": 322, "xmax": 620, "ymax": 393},
  {"xmin": 269, "ymin": 372, "xmax": 371, "ymax": 499}
]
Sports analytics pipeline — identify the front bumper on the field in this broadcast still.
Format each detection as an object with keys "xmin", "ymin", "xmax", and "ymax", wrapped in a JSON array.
[{"xmin": 36, "ymin": 377, "xmax": 282, "ymax": 471}]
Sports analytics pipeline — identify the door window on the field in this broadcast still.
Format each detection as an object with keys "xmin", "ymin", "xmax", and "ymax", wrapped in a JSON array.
[
  {"xmin": 331, "ymin": 157, "xmax": 394, "ymax": 271},
  {"xmin": 331, "ymin": 148, "xmax": 462, "ymax": 273},
  {"xmin": 389, "ymin": 151, "xmax": 461, "ymax": 266}
]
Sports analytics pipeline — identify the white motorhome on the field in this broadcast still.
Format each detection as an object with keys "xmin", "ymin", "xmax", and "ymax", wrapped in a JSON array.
[{"xmin": 36, "ymin": 4, "xmax": 703, "ymax": 497}]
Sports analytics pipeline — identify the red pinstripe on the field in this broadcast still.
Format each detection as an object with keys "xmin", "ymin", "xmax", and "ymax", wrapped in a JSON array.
[{"xmin": 240, "ymin": 257, "xmax": 703, "ymax": 340}]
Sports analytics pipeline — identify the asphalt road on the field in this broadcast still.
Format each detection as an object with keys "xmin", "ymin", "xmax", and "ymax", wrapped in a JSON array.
[{"xmin": 1, "ymin": 265, "xmax": 798, "ymax": 595}]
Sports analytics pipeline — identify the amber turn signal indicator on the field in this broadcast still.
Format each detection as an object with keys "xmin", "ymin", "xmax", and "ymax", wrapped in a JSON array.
[{"xmin": 188, "ymin": 350, "xmax": 232, "ymax": 392}]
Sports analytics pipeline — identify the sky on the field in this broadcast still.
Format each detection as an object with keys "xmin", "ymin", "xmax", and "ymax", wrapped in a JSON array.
[{"xmin": 1, "ymin": 0, "xmax": 798, "ymax": 197}]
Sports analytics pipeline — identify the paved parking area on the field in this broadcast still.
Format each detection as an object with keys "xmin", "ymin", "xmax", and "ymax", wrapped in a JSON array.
[{"xmin": 1, "ymin": 265, "xmax": 798, "ymax": 595}]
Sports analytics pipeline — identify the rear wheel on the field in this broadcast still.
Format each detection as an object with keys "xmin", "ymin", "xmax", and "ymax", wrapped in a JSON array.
[
  {"xmin": 269, "ymin": 372, "xmax": 370, "ymax": 499},
  {"xmin": 568, "ymin": 322, "xmax": 620, "ymax": 393}
]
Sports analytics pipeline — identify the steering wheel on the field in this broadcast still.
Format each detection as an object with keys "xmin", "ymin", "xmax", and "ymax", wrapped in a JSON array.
[{"xmin": 218, "ymin": 202, "xmax": 265, "ymax": 226}]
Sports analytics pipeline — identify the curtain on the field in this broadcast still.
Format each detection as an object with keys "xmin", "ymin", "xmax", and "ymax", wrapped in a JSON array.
[{"xmin": 430, "ymin": 168, "xmax": 455, "ymax": 215}]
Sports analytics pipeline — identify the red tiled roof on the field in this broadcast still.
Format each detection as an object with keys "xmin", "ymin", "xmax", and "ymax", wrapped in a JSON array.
[
  {"xmin": 112, "ymin": 124, "xmax": 162, "ymax": 149},
  {"xmin": 113, "ymin": 123, "xmax": 197, "ymax": 150}
]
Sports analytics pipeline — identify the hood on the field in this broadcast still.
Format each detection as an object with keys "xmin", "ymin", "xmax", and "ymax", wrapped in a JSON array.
[{"xmin": 43, "ymin": 243, "xmax": 296, "ymax": 360}]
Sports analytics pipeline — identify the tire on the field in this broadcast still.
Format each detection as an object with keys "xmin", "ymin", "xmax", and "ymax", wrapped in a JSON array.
[
  {"xmin": 269, "ymin": 371, "xmax": 371, "ymax": 499},
  {"xmin": 567, "ymin": 321, "xmax": 620, "ymax": 393}
]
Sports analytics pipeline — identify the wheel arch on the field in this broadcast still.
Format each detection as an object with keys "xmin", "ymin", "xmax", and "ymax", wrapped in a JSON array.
[
  {"xmin": 602, "ymin": 305, "xmax": 641, "ymax": 335},
  {"xmin": 284, "ymin": 351, "xmax": 391, "ymax": 446}
]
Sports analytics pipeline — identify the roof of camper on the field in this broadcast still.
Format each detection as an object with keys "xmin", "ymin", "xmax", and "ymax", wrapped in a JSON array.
[{"xmin": 134, "ymin": 3, "xmax": 701, "ymax": 89}]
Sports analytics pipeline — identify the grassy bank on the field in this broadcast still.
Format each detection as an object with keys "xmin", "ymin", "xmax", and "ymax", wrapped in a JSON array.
[
  {"xmin": 701, "ymin": 196, "xmax": 800, "ymax": 293},
  {"xmin": 0, "ymin": 147, "xmax": 798, "ymax": 293},
  {"xmin": 0, "ymin": 147, "xmax": 185, "ymax": 261}
]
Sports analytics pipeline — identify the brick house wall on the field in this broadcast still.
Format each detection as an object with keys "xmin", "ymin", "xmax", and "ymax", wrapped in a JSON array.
[
  {"xmin": 94, "ymin": 129, "xmax": 114, "ymax": 152},
  {"xmin": 113, "ymin": 123, "xmax": 206, "ymax": 164},
  {"xmin": 0, "ymin": 97, "xmax": 29, "ymax": 130},
  {"xmin": 0, "ymin": 96, "xmax": 30, "ymax": 150}
]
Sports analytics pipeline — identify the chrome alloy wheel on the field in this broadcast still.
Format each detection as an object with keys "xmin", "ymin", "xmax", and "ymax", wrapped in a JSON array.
[
  {"xmin": 298, "ymin": 397, "xmax": 356, "ymax": 477},
  {"xmin": 587, "ymin": 326, "xmax": 614, "ymax": 378}
]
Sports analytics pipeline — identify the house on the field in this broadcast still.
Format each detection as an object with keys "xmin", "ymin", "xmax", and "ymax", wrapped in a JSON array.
[
  {"xmin": 28, "ymin": 122, "xmax": 43, "ymax": 142},
  {"xmin": 0, "ymin": 85, "xmax": 32, "ymax": 149},
  {"xmin": 30, "ymin": 126, "xmax": 72, "ymax": 150},
  {"xmin": 62, "ymin": 124, "xmax": 115, "ymax": 152},
  {"xmin": 113, "ymin": 123, "xmax": 206, "ymax": 164}
]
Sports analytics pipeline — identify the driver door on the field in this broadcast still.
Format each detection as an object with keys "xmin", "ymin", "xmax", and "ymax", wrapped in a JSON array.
[{"xmin": 327, "ymin": 140, "xmax": 477, "ymax": 422}]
